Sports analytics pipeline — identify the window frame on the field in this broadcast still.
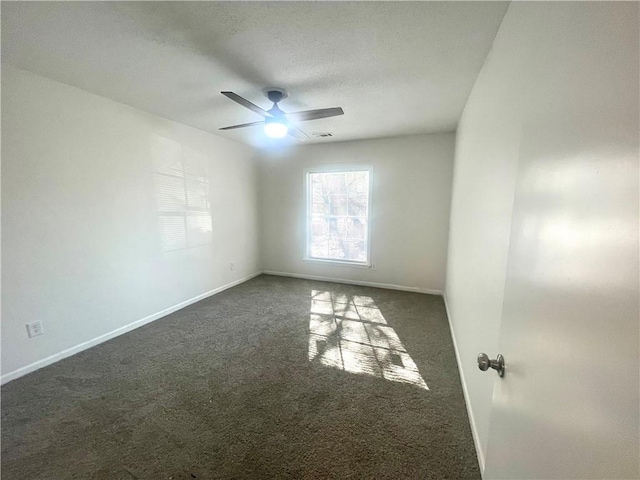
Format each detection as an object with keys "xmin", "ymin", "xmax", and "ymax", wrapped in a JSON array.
[{"xmin": 304, "ymin": 164, "xmax": 373, "ymax": 268}]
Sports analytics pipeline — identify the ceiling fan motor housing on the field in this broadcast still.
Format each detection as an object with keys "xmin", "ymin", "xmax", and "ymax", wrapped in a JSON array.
[{"xmin": 263, "ymin": 87, "xmax": 288, "ymax": 105}]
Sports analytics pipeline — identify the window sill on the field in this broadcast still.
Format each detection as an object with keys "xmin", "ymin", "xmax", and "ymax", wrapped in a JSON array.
[{"xmin": 303, "ymin": 257, "xmax": 372, "ymax": 269}]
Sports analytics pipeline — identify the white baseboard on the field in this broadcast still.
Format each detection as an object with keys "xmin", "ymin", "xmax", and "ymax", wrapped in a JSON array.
[
  {"xmin": 1, "ymin": 270, "xmax": 440, "ymax": 385},
  {"xmin": 262, "ymin": 270, "xmax": 442, "ymax": 295},
  {"xmin": 0, "ymin": 271, "xmax": 262, "ymax": 385},
  {"xmin": 443, "ymin": 293, "xmax": 485, "ymax": 476}
]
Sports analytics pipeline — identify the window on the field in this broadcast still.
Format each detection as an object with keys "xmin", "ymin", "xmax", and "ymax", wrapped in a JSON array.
[{"xmin": 306, "ymin": 167, "xmax": 372, "ymax": 265}]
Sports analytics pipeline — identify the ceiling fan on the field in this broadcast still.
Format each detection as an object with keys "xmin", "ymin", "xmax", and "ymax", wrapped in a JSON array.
[{"xmin": 219, "ymin": 88, "xmax": 344, "ymax": 139}]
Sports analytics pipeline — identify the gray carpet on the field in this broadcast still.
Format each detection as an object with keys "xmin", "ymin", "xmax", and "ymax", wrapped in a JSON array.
[{"xmin": 1, "ymin": 274, "xmax": 480, "ymax": 479}]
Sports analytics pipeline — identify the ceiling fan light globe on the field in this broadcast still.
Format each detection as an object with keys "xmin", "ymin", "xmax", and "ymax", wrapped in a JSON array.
[{"xmin": 264, "ymin": 121, "xmax": 288, "ymax": 138}]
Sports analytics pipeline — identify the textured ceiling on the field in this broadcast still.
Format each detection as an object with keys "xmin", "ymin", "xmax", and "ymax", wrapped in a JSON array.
[{"xmin": 2, "ymin": 2, "xmax": 508, "ymax": 148}]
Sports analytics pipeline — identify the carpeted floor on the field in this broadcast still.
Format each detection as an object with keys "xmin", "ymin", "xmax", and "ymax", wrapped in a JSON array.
[{"xmin": 1, "ymin": 275, "xmax": 480, "ymax": 479}]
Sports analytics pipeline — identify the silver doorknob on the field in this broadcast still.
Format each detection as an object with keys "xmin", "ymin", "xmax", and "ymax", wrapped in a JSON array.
[{"xmin": 477, "ymin": 353, "xmax": 505, "ymax": 377}]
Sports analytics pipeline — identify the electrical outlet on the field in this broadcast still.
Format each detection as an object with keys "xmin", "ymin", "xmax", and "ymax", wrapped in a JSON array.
[
  {"xmin": 26, "ymin": 321, "xmax": 44, "ymax": 338},
  {"xmin": 230, "ymin": 262, "xmax": 235, "ymax": 271}
]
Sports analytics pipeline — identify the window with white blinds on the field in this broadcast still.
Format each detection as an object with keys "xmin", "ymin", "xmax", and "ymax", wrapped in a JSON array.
[
  {"xmin": 306, "ymin": 167, "xmax": 372, "ymax": 265},
  {"xmin": 151, "ymin": 135, "xmax": 212, "ymax": 252}
]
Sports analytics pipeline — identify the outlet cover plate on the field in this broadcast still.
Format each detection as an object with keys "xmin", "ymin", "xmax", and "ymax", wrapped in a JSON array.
[{"xmin": 26, "ymin": 321, "xmax": 44, "ymax": 338}]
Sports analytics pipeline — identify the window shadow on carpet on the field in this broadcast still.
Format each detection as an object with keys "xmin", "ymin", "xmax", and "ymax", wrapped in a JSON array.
[{"xmin": 307, "ymin": 289, "xmax": 429, "ymax": 390}]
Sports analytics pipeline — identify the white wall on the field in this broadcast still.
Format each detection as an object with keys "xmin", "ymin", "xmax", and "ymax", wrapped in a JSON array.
[
  {"xmin": 446, "ymin": 1, "xmax": 639, "ymax": 474},
  {"xmin": 260, "ymin": 134, "xmax": 455, "ymax": 293},
  {"xmin": 1, "ymin": 66, "xmax": 261, "ymax": 381}
]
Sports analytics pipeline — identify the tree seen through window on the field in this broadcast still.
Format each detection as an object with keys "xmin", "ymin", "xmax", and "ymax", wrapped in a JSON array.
[{"xmin": 307, "ymin": 170, "xmax": 370, "ymax": 263}]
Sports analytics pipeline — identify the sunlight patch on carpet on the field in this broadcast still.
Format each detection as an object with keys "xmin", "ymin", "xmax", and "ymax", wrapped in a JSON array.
[{"xmin": 308, "ymin": 290, "xmax": 429, "ymax": 390}]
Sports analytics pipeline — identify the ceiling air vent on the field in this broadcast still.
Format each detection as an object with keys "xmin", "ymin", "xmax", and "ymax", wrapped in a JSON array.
[{"xmin": 311, "ymin": 132, "xmax": 333, "ymax": 138}]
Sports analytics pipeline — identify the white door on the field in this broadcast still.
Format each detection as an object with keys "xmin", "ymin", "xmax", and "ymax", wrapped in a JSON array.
[{"xmin": 482, "ymin": 3, "xmax": 639, "ymax": 479}]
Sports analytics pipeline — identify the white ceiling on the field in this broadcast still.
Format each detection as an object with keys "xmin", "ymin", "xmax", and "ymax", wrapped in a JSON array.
[{"xmin": 2, "ymin": 2, "xmax": 508, "ymax": 148}]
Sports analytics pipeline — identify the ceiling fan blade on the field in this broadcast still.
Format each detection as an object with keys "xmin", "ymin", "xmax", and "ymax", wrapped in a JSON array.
[
  {"xmin": 283, "ymin": 119, "xmax": 309, "ymax": 140},
  {"xmin": 221, "ymin": 117, "xmax": 307, "ymax": 140},
  {"xmin": 221, "ymin": 91, "xmax": 272, "ymax": 118},
  {"xmin": 284, "ymin": 107, "xmax": 344, "ymax": 122},
  {"xmin": 219, "ymin": 121, "xmax": 264, "ymax": 131}
]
